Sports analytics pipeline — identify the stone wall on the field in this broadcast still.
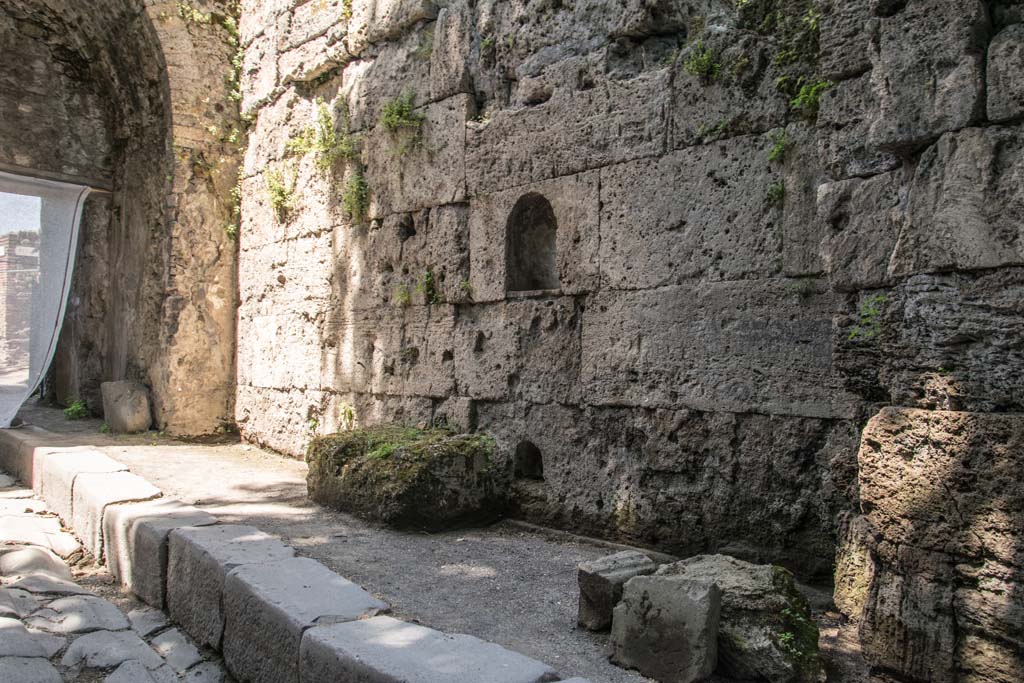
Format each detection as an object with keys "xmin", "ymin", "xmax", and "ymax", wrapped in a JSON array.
[
  {"xmin": 233, "ymin": 0, "xmax": 1024, "ymax": 604},
  {"xmin": 0, "ymin": 0, "xmax": 241, "ymax": 433}
]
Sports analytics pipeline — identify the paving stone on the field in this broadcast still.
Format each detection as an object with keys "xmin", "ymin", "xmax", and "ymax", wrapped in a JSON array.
[
  {"xmin": 35, "ymin": 450, "xmax": 126, "ymax": 524},
  {"xmin": 0, "ymin": 616, "xmax": 49, "ymax": 657},
  {"xmin": 0, "ymin": 545, "xmax": 73, "ymax": 580},
  {"xmin": 0, "ymin": 656, "xmax": 62, "ymax": 683},
  {"xmin": 167, "ymin": 524, "xmax": 295, "ymax": 649},
  {"xmin": 0, "ymin": 498, "xmax": 46, "ymax": 514},
  {"xmin": 223, "ymin": 556, "xmax": 389, "ymax": 683},
  {"xmin": 576, "ymin": 550, "xmax": 656, "ymax": 631},
  {"xmin": 25, "ymin": 629, "xmax": 64, "ymax": 658},
  {"xmin": 299, "ymin": 615, "xmax": 560, "ymax": 683},
  {"xmin": 128, "ymin": 607, "xmax": 169, "ymax": 637},
  {"xmin": 0, "ymin": 485, "xmax": 33, "ymax": 499},
  {"xmin": 151, "ymin": 627, "xmax": 203, "ymax": 673},
  {"xmin": 0, "ymin": 587, "xmax": 40, "ymax": 618},
  {"xmin": 610, "ymin": 576, "xmax": 720, "ymax": 683},
  {"xmin": 0, "ymin": 514, "xmax": 79, "ymax": 557},
  {"xmin": 6, "ymin": 572, "xmax": 91, "ymax": 595},
  {"xmin": 104, "ymin": 498, "xmax": 217, "ymax": 609},
  {"xmin": 105, "ymin": 659, "xmax": 179, "ymax": 683},
  {"xmin": 72, "ymin": 471, "xmax": 161, "ymax": 559},
  {"xmin": 185, "ymin": 661, "xmax": 228, "ymax": 683},
  {"xmin": 27, "ymin": 594, "xmax": 129, "ymax": 634},
  {"xmin": 556, "ymin": 679, "xmax": 594, "ymax": 683},
  {"xmin": 61, "ymin": 629, "xmax": 165, "ymax": 671}
]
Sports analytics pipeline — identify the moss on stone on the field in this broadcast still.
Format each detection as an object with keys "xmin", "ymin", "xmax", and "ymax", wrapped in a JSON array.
[
  {"xmin": 770, "ymin": 565, "xmax": 824, "ymax": 682},
  {"xmin": 306, "ymin": 425, "xmax": 504, "ymax": 530}
]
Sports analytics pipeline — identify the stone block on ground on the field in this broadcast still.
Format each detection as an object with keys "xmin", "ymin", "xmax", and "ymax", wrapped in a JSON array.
[
  {"xmin": 104, "ymin": 498, "xmax": 217, "ymax": 608},
  {"xmin": 577, "ymin": 550, "xmax": 656, "ymax": 631},
  {"xmin": 72, "ymin": 471, "xmax": 161, "ymax": 558},
  {"xmin": 306, "ymin": 426, "xmax": 507, "ymax": 530},
  {"xmin": 223, "ymin": 556, "xmax": 388, "ymax": 683},
  {"xmin": 35, "ymin": 449, "xmax": 126, "ymax": 524},
  {"xmin": 0, "ymin": 656, "xmax": 62, "ymax": 683},
  {"xmin": 0, "ymin": 545, "xmax": 72, "ymax": 580},
  {"xmin": 656, "ymin": 554, "xmax": 824, "ymax": 683},
  {"xmin": 101, "ymin": 381, "xmax": 153, "ymax": 433},
  {"xmin": 26, "ymin": 594, "xmax": 129, "ymax": 634},
  {"xmin": 167, "ymin": 524, "xmax": 295, "ymax": 649},
  {"xmin": 610, "ymin": 576, "xmax": 720, "ymax": 683},
  {"xmin": 299, "ymin": 615, "xmax": 560, "ymax": 683}
]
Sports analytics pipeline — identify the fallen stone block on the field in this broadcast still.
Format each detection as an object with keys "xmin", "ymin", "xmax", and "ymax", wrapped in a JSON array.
[
  {"xmin": 610, "ymin": 576, "xmax": 720, "ymax": 683},
  {"xmin": 72, "ymin": 471, "xmax": 161, "ymax": 559},
  {"xmin": 299, "ymin": 615, "xmax": 560, "ymax": 683},
  {"xmin": 104, "ymin": 498, "xmax": 217, "ymax": 609},
  {"xmin": 0, "ymin": 656, "xmax": 62, "ymax": 683},
  {"xmin": 577, "ymin": 550, "xmax": 656, "ymax": 631},
  {"xmin": 101, "ymin": 381, "xmax": 153, "ymax": 434},
  {"xmin": 34, "ymin": 449, "xmax": 125, "ymax": 524},
  {"xmin": 0, "ymin": 545, "xmax": 72, "ymax": 580},
  {"xmin": 656, "ymin": 554, "xmax": 824, "ymax": 683},
  {"xmin": 26, "ymin": 595, "xmax": 129, "ymax": 634},
  {"xmin": 167, "ymin": 524, "xmax": 295, "ymax": 649},
  {"xmin": 61, "ymin": 629, "xmax": 166, "ymax": 671},
  {"xmin": 223, "ymin": 556, "xmax": 388, "ymax": 683},
  {"xmin": 306, "ymin": 426, "xmax": 507, "ymax": 530}
]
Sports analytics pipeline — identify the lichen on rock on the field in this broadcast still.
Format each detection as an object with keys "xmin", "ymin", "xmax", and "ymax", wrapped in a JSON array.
[{"xmin": 306, "ymin": 425, "xmax": 508, "ymax": 530}]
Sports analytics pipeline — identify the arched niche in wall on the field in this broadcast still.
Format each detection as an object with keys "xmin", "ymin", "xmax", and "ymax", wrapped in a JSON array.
[
  {"xmin": 505, "ymin": 192, "xmax": 559, "ymax": 293},
  {"xmin": 514, "ymin": 440, "xmax": 544, "ymax": 481}
]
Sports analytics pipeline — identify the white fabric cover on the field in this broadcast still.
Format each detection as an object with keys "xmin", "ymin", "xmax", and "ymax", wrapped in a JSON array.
[{"xmin": 0, "ymin": 171, "xmax": 90, "ymax": 427}]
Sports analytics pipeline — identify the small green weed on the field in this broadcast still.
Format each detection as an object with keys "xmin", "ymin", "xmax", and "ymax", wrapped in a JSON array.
[
  {"xmin": 307, "ymin": 417, "xmax": 320, "ymax": 435},
  {"xmin": 459, "ymin": 279, "xmax": 473, "ymax": 300},
  {"xmin": 177, "ymin": 1, "xmax": 211, "ymax": 24},
  {"xmin": 768, "ymin": 130, "xmax": 788, "ymax": 163},
  {"xmin": 393, "ymin": 285, "xmax": 412, "ymax": 307},
  {"xmin": 287, "ymin": 98, "xmax": 359, "ymax": 172},
  {"xmin": 683, "ymin": 41, "xmax": 721, "ymax": 82},
  {"xmin": 380, "ymin": 92, "xmax": 425, "ymax": 155},
  {"xmin": 849, "ymin": 294, "xmax": 887, "ymax": 341},
  {"xmin": 416, "ymin": 269, "xmax": 441, "ymax": 304},
  {"xmin": 339, "ymin": 402, "xmax": 356, "ymax": 431},
  {"xmin": 64, "ymin": 400, "xmax": 88, "ymax": 420},
  {"xmin": 342, "ymin": 170, "xmax": 369, "ymax": 223},
  {"xmin": 341, "ymin": 0, "xmax": 352, "ymax": 20},
  {"xmin": 99, "ymin": 423, "xmax": 111, "ymax": 434},
  {"xmin": 766, "ymin": 180, "xmax": 786, "ymax": 207},
  {"xmin": 790, "ymin": 79, "xmax": 832, "ymax": 119},
  {"xmin": 264, "ymin": 167, "xmax": 294, "ymax": 219}
]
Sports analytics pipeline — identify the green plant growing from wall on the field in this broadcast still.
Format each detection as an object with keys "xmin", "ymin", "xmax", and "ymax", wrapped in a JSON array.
[
  {"xmin": 768, "ymin": 129, "xmax": 788, "ymax": 163},
  {"xmin": 64, "ymin": 400, "xmax": 88, "ymax": 420},
  {"xmin": 766, "ymin": 180, "xmax": 786, "ymax": 207},
  {"xmin": 789, "ymin": 79, "xmax": 831, "ymax": 119},
  {"xmin": 264, "ymin": 167, "xmax": 294, "ymax": 219},
  {"xmin": 849, "ymin": 294, "xmax": 887, "ymax": 341},
  {"xmin": 177, "ymin": 1, "xmax": 211, "ymax": 25},
  {"xmin": 307, "ymin": 417, "xmax": 320, "ymax": 435},
  {"xmin": 287, "ymin": 98, "xmax": 359, "ymax": 172},
  {"xmin": 225, "ymin": 179, "xmax": 242, "ymax": 240},
  {"xmin": 459, "ymin": 279, "xmax": 473, "ymax": 300},
  {"xmin": 380, "ymin": 92, "xmax": 425, "ymax": 155},
  {"xmin": 683, "ymin": 41, "xmax": 721, "ymax": 82},
  {"xmin": 416, "ymin": 269, "xmax": 441, "ymax": 304},
  {"xmin": 342, "ymin": 170, "xmax": 369, "ymax": 223},
  {"xmin": 393, "ymin": 285, "xmax": 412, "ymax": 307},
  {"xmin": 99, "ymin": 423, "xmax": 111, "ymax": 434},
  {"xmin": 339, "ymin": 402, "xmax": 356, "ymax": 431},
  {"xmin": 341, "ymin": 0, "xmax": 353, "ymax": 20}
]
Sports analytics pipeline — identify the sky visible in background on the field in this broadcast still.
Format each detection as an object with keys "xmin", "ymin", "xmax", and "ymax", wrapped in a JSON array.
[{"xmin": 0, "ymin": 193, "xmax": 41, "ymax": 234}]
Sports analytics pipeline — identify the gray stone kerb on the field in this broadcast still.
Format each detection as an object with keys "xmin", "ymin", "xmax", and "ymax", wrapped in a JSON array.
[{"xmin": 0, "ymin": 425, "xmax": 582, "ymax": 682}]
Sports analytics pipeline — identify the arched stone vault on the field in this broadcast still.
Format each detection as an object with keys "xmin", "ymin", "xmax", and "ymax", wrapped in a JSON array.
[{"xmin": 0, "ymin": 0, "xmax": 240, "ymax": 435}]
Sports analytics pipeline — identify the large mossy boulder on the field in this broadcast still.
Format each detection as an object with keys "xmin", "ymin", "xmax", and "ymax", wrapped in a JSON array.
[
  {"xmin": 656, "ymin": 555, "xmax": 824, "ymax": 683},
  {"xmin": 306, "ymin": 426, "xmax": 508, "ymax": 530}
]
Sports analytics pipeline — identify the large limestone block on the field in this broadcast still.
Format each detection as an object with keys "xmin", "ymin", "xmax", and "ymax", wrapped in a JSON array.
[
  {"xmin": 100, "ymin": 381, "xmax": 153, "ymax": 434},
  {"xmin": 577, "ymin": 550, "xmax": 656, "ymax": 631},
  {"xmin": 71, "ymin": 471, "xmax": 161, "ymax": 558},
  {"xmin": 988, "ymin": 24, "xmax": 1024, "ymax": 122},
  {"xmin": 817, "ymin": 73, "xmax": 899, "ymax": 180},
  {"xmin": 818, "ymin": 0, "xmax": 873, "ymax": 80},
  {"xmin": 166, "ymin": 525, "xmax": 295, "ymax": 648},
  {"xmin": 346, "ymin": 0, "xmax": 438, "ymax": 55},
  {"xmin": 223, "ymin": 557, "xmax": 388, "ymax": 683},
  {"xmin": 867, "ymin": 0, "xmax": 987, "ymax": 151},
  {"xmin": 306, "ymin": 426, "xmax": 507, "ymax": 530},
  {"xmin": 892, "ymin": 127, "xmax": 1024, "ymax": 276},
  {"xmin": 599, "ymin": 136, "xmax": 782, "ymax": 290},
  {"xmin": 609, "ymin": 576, "xmax": 720, "ymax": 683},
  {"xmin": 430, "ymin": 5, "xmax": 472, "ymax": 100},
  {"xmin": 35, "ymin": 449, "xmax": 126, "ymax": 524},
  {"xmin": 103, "ymin": 498, "xmax": 218, "ymax": 609},
  {"xmin": 299, "ymin": 615, "xmax": 559, "ymax": 683},
  {"xmin": 656, "ymin": 555, "xmax": 824, "ymax": 683}
]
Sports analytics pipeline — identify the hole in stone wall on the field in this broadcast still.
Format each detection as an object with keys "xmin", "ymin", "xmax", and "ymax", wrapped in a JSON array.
[
  {"xmin": 514, "ymin": 440, "xmax": 544, "ymax": 481},
  {"xmin": 505, "ymin": 193, "xmax": 559, "ymax": 292}
]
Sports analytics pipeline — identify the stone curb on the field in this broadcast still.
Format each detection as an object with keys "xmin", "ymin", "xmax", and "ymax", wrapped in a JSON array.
[{"xmin": 0, "ymin": 426, "xmax": 590, "ymax": 682}]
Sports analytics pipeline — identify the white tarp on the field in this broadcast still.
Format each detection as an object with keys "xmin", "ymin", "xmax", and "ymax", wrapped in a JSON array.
[{"xmin": 0, "ymin": 171, "xmax": 90, "ymax": 427}]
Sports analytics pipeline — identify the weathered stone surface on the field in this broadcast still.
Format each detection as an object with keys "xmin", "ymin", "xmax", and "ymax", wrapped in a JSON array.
[
  {"xmin": 35, "ymin": 449, "xmax": 126, "ymax": 525},
  {"xmin": 299, "ymin": 615, "xmax": 559, "ymax": 683},
  {"xmin": 223, "ymin": 557, "xmax": 388, "ymax": 683},
  {"xmin": 0, "ymin": 587, "xmax": 40, "ymax": 618},
  {"xmin": 6, "ymin": 572, "xmax": 90, "ymax": 596},
  {"xmin": 577, "ymin": 550, "xmax": 656, "ymax": 631},
  {"xmin": 61, "ymin": 629, "xmax": 165, "ymax": 671},
  {"xmin": 0, "ymin": 545, "xmax": 71, "ymax": 580},
  {"xmin": 656, "ymin": 555, "xmax": 824, "ymax": 683},
  {"xmin": 184, "ymin": 661, "xmax": 229, "ymax": 683},
  {"xmin": 988, "ymin": 24, "xmax": 1024, "ymax": 122},
  {"xmin": 100, "ymin": 381, "xmax": 153, "ymax": 434},
  {"xmin": 128, "ymin": 607, "xmax": 168, "ymax": 638},
  {"xmin": 151, "ymin": 628, "xmax": 203, "ymax": 673},
  {"xmin": 104, "ymin": 498, "xmax": 217, "ymax": 609},
  {"xmin": 0, "ymin": 515, "xmax": 79, "ymax": 558},
  {"xmin": 0, "ymin": 657, "xmax": 62, "ymax": 683},
  {"xmin": 72, "ymin": 471, "xmax": 162, "ymax": 558},
  {"xmin": 838, "ymin": 408, "xmax": 1024, "ymax": 683},
  {"xmin": 0, "ymin": 616, "xmax": 49, "ymax": 657},
  {"xmin": 306, "ymin": 426, "xmax": 506, "ymax": 530},
  {"xmin": 609, "ymin": 576, "xmax": 720, "ymax": 683},
  {"xmin": 167, "ymin": 524, "xmax": 295, "ymax": 649},
  {"xmin": 27, "ymin": 595, "xmax": 128, "ymax": 634}
]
